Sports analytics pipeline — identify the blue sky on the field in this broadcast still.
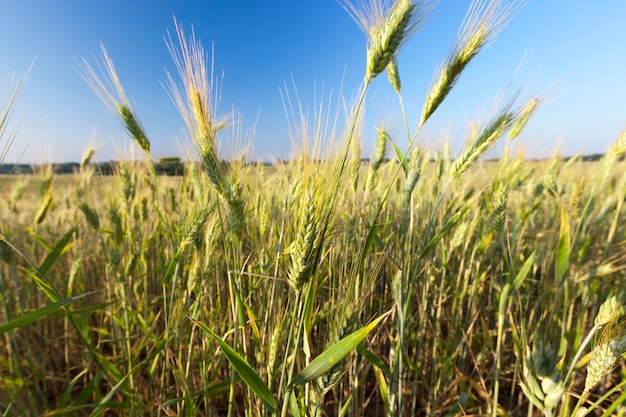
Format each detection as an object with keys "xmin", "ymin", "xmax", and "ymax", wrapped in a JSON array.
[{"xmin": 2, "ymin": 0, "xmax": 626, "ymax": 163}]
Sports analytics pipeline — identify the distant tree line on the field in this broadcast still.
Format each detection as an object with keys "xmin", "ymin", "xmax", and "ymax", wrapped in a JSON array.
[
  {"xmin": 0, "ymin": 153, "xmax": 612, "ymax": 176},
  {"xmin": 0, "ymin": 157, "xmax": 271, "ymax": 176}
]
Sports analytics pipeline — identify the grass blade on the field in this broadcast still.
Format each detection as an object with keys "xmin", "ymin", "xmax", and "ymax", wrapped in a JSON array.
[
  {"xmin": 287, "ymin": 310, "xmax": 391, "ymax": 390},
  {"xmin": 514, "ymin": 250, "xmax": 535, "ymax": 290},
  {"xmin": 0, "ymin": 295, "xmax": 81, "ymax": 334},
  {"xmin": 556, "ymin": 206, "xmax": 570, "ymax": 285},
  {"xmin": 189, "ymin": 317, "xmax": 276, "ymax": 412}
]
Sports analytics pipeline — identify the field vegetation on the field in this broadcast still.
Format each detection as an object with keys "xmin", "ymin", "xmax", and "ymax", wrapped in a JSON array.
[{"xmin": 1, "ymin": 0, "xmax": 626, "ymax": 416}]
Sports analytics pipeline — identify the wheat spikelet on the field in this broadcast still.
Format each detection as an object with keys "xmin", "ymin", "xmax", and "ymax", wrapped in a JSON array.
[
  {"xmin": 509, "ymin": 97, "xmax": 539, "ymax": 140},
  {"xmin": 165, "ymin": 19, "xmax": 215, "ymax": 141},
  {"xmin": 403, "ymin": 144, "xmax": 424, "ymax": 202},
  {"xmin": 139, "ymin": 196, "xmax": 149, "ymax": 223},
  {"xmin": 80, "ymin": 45, "xmax": 152, "ymax": 156},
  {"xmin": 40, "ymin": 170, "xmax": 53, "ymax": 197},
  {"xmin": 165, "ymin": 19, "xmax": 246, "ymax": 229},
  {"xmin": 371, "ymin": 127, "xmax": 389, "ymax": 171},
  {"xmin": 288, "ymin": 179, "xmax": 303, "ymax": 208},
  {"xmin": 449, "ymin": 221, "xmax": 470, "ymax": 251},
  {"xmin": 34, "ymin": 193, "xmax": 53, "ymax": 225},
  {"xmin": 420, "ymin": 0, "xmax": 522, "ymax": 127},
  {"xmin": 365, "ymin": 128, "xmax": 389, "ymax": 196},
  {"xmin": 349, "ymin": 130, "xmax": 362, "ymax": 193},
  {"xmin": 585, "ymin": 293, "xmax": 626, "ymax": 391},
  {"xmin": 186, "ymin": 257, "xmax": 202, "ymax": 295},
  {"xmin": 182, "ymin": 207, "xmax": 211, "ymax": 248},
  {"xmin": 601, "ymin": 130, "xmax": 626, "ymax": 184},
  {"xmin": 266, "ymin": 325, "xmax": 281, "ymax": 389},
  {"xmin": 595, "ymin": 291, "xmax": 626, "ymax": 328},
  {"xmin": 199, "ymin": 144, "xmax": 226, "ymax": 193},
  {"xmin": 605, "ymin": 130, "xmax": 626, "ymax": 166},
  {"xmin": 108, "ymin": 205, "xmax": 125, "ymax": 246},
  {"xmin": 540, "ymin": 172, "xmax": 557, "ymax": 193},
  {"xmin": 165, "ymin": 18, "xmax": 230, "ymax": 184},
  {"xmin": 568, "ymin": 177, "xmax": 585, "ymax": 219},
  {"xmin": 489, "ymin": 182, "xmax": 508, "ymax": 233},
  {"xmin": 9, "ymin": 181, "xmax": 26, "ymax": 212},
  {"xmin": 288, "ymin": 193, "xmax": 318, "ymax": 292},
  {"xmin": 366, "ymin": 0, "xmax": 417, "ymax": 81},
  {"xmin": 225, "ymin": 178, "xmax": 245, "ymax": 237},
  {"xmin": 124, "ymin": 252, "xmax": 138, "ymax": 277},
  {"xmin": 259, "ymin": 202, "xmax": 270, "ymax": 237},
  {"xmin": 386, "ymin": 56, "xmax": 401, "ymax": 93},
  {"xmin": 118, "ymin": 104, "xmax": 151, "ymax": 154},
  {"xmin": 80, "ymin": 148, "xmax": 96, "ymax": 172},
  {"xmin": 585, "ymin": 335, "xmax": 626, "ymax": 391},
  {"xmin": 67, "ymin": 257, "xmax": 82, "ymax": 296},
  {"xmin": 341, "ymin": 0, "xmax": 430, "ymax": 82},
  {"xmin": 450, "ymin": 109, "xmax": 515, "ymax": 179},
  {"xmin": 118, "ymin": 161, "xmax": 136, "ymax": 205},
  {"xmin": 79, "ymin": 202, "xmax": 100, "ymax": 230}
]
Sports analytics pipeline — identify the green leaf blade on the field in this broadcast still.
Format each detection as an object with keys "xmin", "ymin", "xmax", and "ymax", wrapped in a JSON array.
[
  {"xmin": 287, "ymin": 311, "xmax": 390, "ymax": 390},
  {"xmin": 0, "ymin": 297, "xmax": 73, "ymax": 334},
  {"xmin": 190, "ymin": 318, "xmax": 276, "ymax": 412}
]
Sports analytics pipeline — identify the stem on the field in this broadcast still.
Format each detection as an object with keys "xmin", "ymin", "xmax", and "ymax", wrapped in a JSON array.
[{"xmin": 280, "ymin": 288, "xmax": 306, "ymax": 417}]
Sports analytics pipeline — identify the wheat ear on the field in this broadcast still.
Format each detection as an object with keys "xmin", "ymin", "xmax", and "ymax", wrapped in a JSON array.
[
  {"xmin": 80, "ymin": 45, "xmax": 152, "ymax": 156},
  {"xmin": 341, "ymin": 0, "xmax": 431, "ymax": 82},
  {"xmin": 449, "ymin": 107, "xmax": 517, "ymax": 179},
  {"xmin": 420, "ymin": 0, "xmax": 523, "ymax": 127}
]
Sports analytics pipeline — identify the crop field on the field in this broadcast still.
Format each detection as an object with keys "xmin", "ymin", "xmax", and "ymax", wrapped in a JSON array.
[{"xmin": 1, "ymin": 1, "xmax": 626, "ymax": 416}]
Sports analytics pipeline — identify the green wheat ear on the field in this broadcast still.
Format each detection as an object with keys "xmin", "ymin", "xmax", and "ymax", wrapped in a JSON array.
[
  {"xmin": 420, "ymin": 0, "xmax": 523, "ymax": 127},
  {"xmin": 341, "ymin": 0, "xmax": 431, "ymax": 83},
  {"xmin": 365, "ymin": 0, "xmax": 416, "ymax": 82},
  {"xmin": 585, "ymin": 292, "xmax": 626, "ymax": 391}
]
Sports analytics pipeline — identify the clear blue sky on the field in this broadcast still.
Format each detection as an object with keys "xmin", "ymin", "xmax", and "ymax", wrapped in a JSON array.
[{"xmin": 2, "ymin": 1, "xmax": 626, "ymax": 163}]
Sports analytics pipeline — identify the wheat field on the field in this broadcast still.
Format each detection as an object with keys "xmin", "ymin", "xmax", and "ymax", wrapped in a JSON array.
[{"xmin": 1, "ymin": 1, "xmax": 626, "ymax": 416}]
